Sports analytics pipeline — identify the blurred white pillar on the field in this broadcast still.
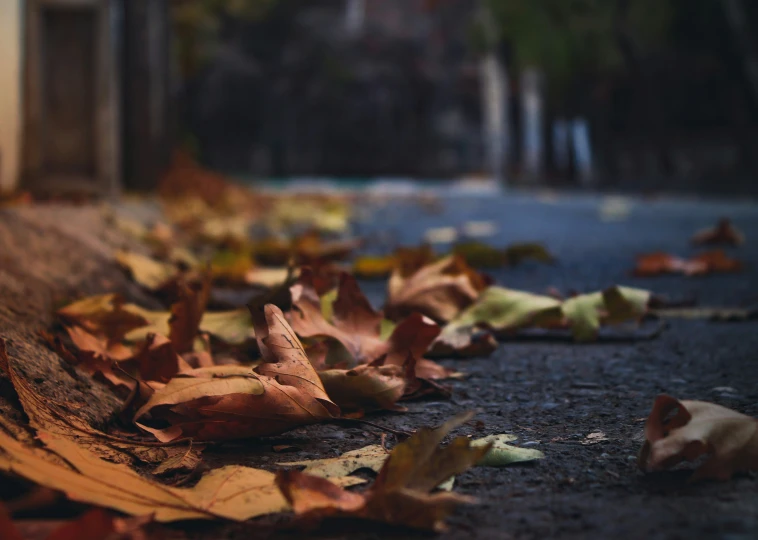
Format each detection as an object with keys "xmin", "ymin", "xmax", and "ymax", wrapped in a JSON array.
[
  {"xmin": 521, "ymin": 67, "xmax": 543, "ymax": 181},
  {"xmin": 571, "ymin": 117, "xmax": 594, "ymax": 186},
  {"xmin": 345, "ymin": 0, "xmax": 366, "ymax": 36},
  {"xmin": 0, "ymin": 0, "xmax": 22, "ymax": 192},
  {"xmin": 480, "ymin": 53, "xmax": 508, "ymax": 185}
]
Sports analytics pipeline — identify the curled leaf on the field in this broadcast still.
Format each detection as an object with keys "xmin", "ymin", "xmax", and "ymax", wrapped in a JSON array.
[
  {"xmin": 385, "ymin": 255, "xmax": 487, "ymax": 323},
  {"xmin": 638, "ymin": 395, "xmax": 758, "ymax": 481},
  {"xmin": 633, "ymin": 250, "xmax": 742, "ymax": 276},
  {"xmin": 437, "ymin": 285, "xmax": 651, "ymax": 345},
  {"xmin": 276, "ymin": 412, "xmax": 488, "ymax": 531},
  {"xmin": 115, "ymin": 250, "xmax": 177, "ymax": 291},
  {"xmin": 472, "ymin": 434, "xmax": 544, "ymax": 466},
  {"xmin": 134, "ymin": 305, "xmax": 339, "ymax": 442},
  {"xmin": 691, "ymin": 218, "xmax": 744, "ymax": 246},
  {"xmin": 278, "ymin": 444, "xmax": 389, "ymax": 478}
]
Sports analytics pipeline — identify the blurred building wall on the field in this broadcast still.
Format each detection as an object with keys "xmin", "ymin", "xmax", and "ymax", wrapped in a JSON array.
[{"xmin": 0, "ymin": 0, "xmax": 22, "ymax": 191}]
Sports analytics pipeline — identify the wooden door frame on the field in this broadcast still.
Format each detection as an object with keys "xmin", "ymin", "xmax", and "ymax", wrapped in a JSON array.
[{"xmin": 22, "ymin": 0, "xmax": 121, "ymax": 197}]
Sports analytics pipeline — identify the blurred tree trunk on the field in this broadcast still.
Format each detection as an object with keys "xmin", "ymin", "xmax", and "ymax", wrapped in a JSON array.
[
  {"xmin": 721, "ymin": 0, "xmax": 758, "ymax": 111},
  {"xmin": 614, "ymin": 0, "xmax": 673, "ymax": 178},
  {"xmin": 122, "ymin": 0, "xmax": 172, "ymax": 190},
  {"xmin": 479, "ymin": 0, "xmax": 508, "ymax": 185}
]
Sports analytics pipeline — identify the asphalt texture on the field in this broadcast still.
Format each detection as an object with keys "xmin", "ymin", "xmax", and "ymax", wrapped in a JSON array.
[{"xmin": 189, "ymin": 192, "xmax": 758, "ymax": 540}]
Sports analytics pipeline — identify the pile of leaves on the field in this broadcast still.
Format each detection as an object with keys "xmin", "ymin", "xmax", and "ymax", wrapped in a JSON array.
[{"xmin": 1, "ymin": 168, "xmax": 756, "ymax": 538}]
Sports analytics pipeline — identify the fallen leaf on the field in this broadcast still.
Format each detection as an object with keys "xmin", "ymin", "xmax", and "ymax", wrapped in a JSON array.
[
  {"xmin": 650, "ymin": 307, "xmax": 757, "ymax": 321},
  {"xmin": 279, "ymin": 444, "xmax": 389, "ymax": 478},
  {"xmin": 131, "ymin": 333, "xmax": 191, "ymax": 383},
  {"xmin": 638, "ymin": 395, "xmax": 758, "ymax": 481},
  {"xmin": 134, "ymin": 305, "xmax": 339, "ymax": 441},
  {"xmin": 472, "ymin": 434, "xmax": 545, "ymax": 466},
  {"xmin": 291, "ymin": 270, "xmax": 452, "ymax": 385},
  {"xmin": 168, "ymin": 273, "xmax": 212, "ymax": 354},
  {"xmin": 503, "ymin": 242, "xmax": 556, "ymax": 265},
  {"xmin": 633, "ymin": 250, "xmax": 742, "ymax": 276},
  {"xmin": 437, "ymin": 285, "xmax": 651, "ymax": 344},
  {"xmin": 692, "ymin": 250, "xmax": 743, "ymax": 273},
  {"xmin": 0, "ymin": 427, "xmax": 361, "ymax": 522},
  {"xmin": 581, "ymin": 431, "xmax": 609, "ymax": 445},
  {"xmin": 57, "ymin": 295, "xmax": 148, "ymax": 342},
  {"xmin": 452, "ymin": 241, "xmax": 504, "ymax": 268},
  {"xmin": 290, "ymin": 269, "xmax": 386, "ymax": 365},
  {"xmin": 1, "ymin": 338, "xmax": 201, "ymax": 469},
  {"xmin": 352, "ymin": 255, "xmax": 397, "ymax": 280},
  {"xmin": 0, "ymin": 505, "xmax": 151, "ymax": 540},
  {"xmin": 691, "ymin": 218, "xmax": 744, "ymax": 246},
  {"xmin": 276, "ymin": 412, "xmax": 489, "ymax": 531},
  {"xmin": 254, "ymin": 232, "xmax": 360, "ymax": 266},
  {"xmin": 115, "ymin": 251, "xmax": 177, "ymax": 291},
  {"xmin": 125, "ymin": 306, "xmax": 255, "ymax": 346},
  {"xmin": 386, "ymin": 255, "xmax": 487, "ymax": 323},
  {"xmin": 57, "ymin": 326, "xmax": 134, "ymax": 389},
  {"xmin": 318, "ymin": 360, "xmax": 411, "ymax": 413}
]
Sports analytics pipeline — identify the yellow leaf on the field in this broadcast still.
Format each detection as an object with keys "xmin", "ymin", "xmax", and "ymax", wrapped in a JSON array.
[
  {"xmin": 278, "ymin": 444, "xmax": 389, "ymax": 478},
  {"xmin": 115, "ymin": 251, "xmax": 177, "ymax": 291}
]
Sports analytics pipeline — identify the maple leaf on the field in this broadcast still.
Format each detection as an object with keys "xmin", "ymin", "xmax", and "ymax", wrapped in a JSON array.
[
  {"xmin": 385, "ymin": 255, "xmax": 487, "ymax": 323},
  {"xmin": 633, "ymin": 250, "xmax": 742, "ymax": 276},
  {"xmin": 436, "ymin": 285, "xmax": 650, "ymax": 346},
  {"xmin": 691, "ymin": 218, "xmax": 745, "ymax": 246},
  {"xmin": 276, "ymin": 412, "xmax": 489, "ymax": 532},
  {"xmin": 290, "ymin": 270, "xmax": 452, "ymax": 382},
  {"xmin": 638, "ymin": 395, "xmax": 758, "ymax": 481},
  {"xmin": 134, "ymin": 305, "xmax": 339, "ymax": 442}
]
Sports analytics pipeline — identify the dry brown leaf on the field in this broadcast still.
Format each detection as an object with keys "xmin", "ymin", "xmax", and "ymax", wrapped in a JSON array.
[
  {"xmin": 276, "ymin": 412, "xmax": 489, "ymax": 531},
  {"xmin": 638, "ymin": 395, "xmax": 758, "ymax": 481},
  {"xmin": 318, "ymin": 360, "xmax": 411, "ymax": 413},
  {"xmin": 58, "ymin": 326, "xmax": 135, "ymax": 390},
  {"xmin": 691, "ymin": 218, "xmax": 745, "ymax": 246},
  {"xmin": 385, "ymin": 255, "xmax": 486, "ymax": 323},
  {"xmin": 168, "ymin": 272, "xmax": 212, "ymax": 354},
  {"xmin": 290, "ymin": 270, "xmax": 452, "ymax": 382},
  {"xmin": 633, "ymin": 250, "xmax": 742, "ymax": 277},
  {"xmin": 290, "ymin": 269, "xmax": 386, "ymax": 365},
  {"xmin": 57, "ymin": 295, "xmax": 148, "ymax": 342},
  {"xmin": 0, "ymin": 339, "xmax": 200, "ymax": 469},
  {"xmin": 134, "ymin": 305, "xmax": 339, "ymax": 442},
  {"xmin": 255, "ymin": 232, "xmax": 361, "ymax": 267},
  {"xmin": 131, "ymin": 333, "xmax": 192, "ymax": 384},
  {"xmin": 0, "ymin": 427, "xmax": 361, "ymax": 523},
  {"xmin": 1, "ymin": 504, "xmax": 152, "ymax": 540}
]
